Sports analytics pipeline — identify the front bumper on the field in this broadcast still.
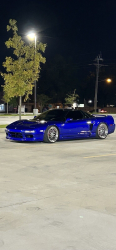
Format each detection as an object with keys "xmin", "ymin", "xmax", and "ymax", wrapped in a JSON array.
[{"xmin": 5, "ymin": 128, "xmax": 44, "ymax": 142}]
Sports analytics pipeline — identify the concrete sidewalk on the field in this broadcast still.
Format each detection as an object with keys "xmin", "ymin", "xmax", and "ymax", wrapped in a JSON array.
[
  {"xmin": 0, "ymin": 115, "xmax": 34, "ymax": 125},
  {"xmin": 0, "ymin": 131, "xmax": 116, "ymax": 250},
  {"xmin": 0, "ymin": 115, "xmax": 34, "ymax": 133}
]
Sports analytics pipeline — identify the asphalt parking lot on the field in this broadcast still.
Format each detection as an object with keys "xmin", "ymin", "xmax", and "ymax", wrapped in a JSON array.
[{"xmin": 0, "ymin": 128, "xmax": 116, "ymax": 250}]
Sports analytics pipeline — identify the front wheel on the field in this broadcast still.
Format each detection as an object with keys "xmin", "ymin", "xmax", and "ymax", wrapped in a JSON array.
[
  {"xmin": 96, "ymin": 123, "xmax": 108, "ymax": 139},
  {"xmin": 44, "ymin": 126, "xmax": 59, "ymax": 143}
]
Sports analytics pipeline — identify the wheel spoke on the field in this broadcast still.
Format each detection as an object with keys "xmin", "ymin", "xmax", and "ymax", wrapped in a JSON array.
[
  {"xmin": 98, "ymin": 124, "xmax": 108, "ymax": 139},
  {"xmin": 47, "ymin": 127, "xmax": 58, "ymax": 142}
]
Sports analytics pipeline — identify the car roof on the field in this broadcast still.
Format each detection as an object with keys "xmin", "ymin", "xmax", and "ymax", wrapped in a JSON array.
[{"xmin": 49, "ymin": 108, "xmax": 83, "ymax": 112}]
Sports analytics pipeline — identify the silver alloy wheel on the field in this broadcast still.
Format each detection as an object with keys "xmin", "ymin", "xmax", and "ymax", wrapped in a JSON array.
[
  {"xmin": 97, "ymin": 123, "xmax": 108, "ymax": 139},
  {"xmin": 47, "ymin": 126, "xmax": 59, "ymax": 142}
]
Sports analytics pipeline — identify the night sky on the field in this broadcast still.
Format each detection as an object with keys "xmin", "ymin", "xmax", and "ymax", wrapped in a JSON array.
[{"xmin": 0, "ymin": 0, "xmax": 116, "ymax": 105}]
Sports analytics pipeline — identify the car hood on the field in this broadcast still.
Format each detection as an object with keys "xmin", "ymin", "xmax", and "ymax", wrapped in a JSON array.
[{"xmin": 7, "ymin": 119, "xmax": 46, "ymax": 130}]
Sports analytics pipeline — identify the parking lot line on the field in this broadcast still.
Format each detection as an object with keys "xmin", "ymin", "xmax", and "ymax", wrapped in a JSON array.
[{"xmin": 84, "ymin": 153, "xmax": 116, "ymax": 158}]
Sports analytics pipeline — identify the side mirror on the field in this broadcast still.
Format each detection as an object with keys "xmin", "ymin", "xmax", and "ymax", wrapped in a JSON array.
[{"xmin": 65, "ymin": 118, "xmax": 73, "ymax": 122}]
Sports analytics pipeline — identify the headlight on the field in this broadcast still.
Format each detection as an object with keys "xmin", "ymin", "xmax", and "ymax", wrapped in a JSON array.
[
  {"xmin": 5, "ymin": 128, "xmax": 9, "ymax": 132},
  {"xmin": 25, "ymin": 130, "xmax": 35, "ymax": 133},
  {"xmin": 40, "ymin": 120, "xmax": 46, "ymax": 124}
]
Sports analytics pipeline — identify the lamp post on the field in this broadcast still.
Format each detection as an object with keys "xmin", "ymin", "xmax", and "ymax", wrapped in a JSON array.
[
  {"xmin": 94, "ymin": 55, "xmax": 103, "ymax": 112},
  {"xmin": 27, "ymin": 32, "xmax": 38, "ymax": 115},
  {"xmin": 94, "ymin": 78, "xmax": 112, "ymax": 111}
]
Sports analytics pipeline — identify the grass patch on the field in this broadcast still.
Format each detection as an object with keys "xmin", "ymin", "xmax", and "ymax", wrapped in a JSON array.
[{"xmin": 0, "ymin": 125, "xmax": 7, "ymax": 128}]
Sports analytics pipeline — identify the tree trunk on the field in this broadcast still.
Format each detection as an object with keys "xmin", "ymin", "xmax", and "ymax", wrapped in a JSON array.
[
  {"xmin": 7, "ymin": 102, "xmax": 8, "ymax": 114},
  {"xmin": 19, "ymin": 96, "xmax": 22, "ymax": 120},
  {"xmin": 40, "ymin": 104, "xmax": 43, "ymax": 113}
]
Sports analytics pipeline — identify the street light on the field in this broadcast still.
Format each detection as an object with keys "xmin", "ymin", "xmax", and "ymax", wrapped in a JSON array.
[
  {"xmin": 27, "ymin": 32, "xmax": 36, "ymax": 41},
  {"xmin": 88, "ymin": 100, "xmax": 92, "ymax": 104},
  {"xmin": 27, "ymin": 32, "xmax": 37, "ymax": 115},
  {"xmin": 94, "ymin": 78, "xmax": 112, "ymax": 111},
  {"xmin": 99, "ymin": 78, "xmax": 112, "ymax": 83},
  {"xmin": 106, "ymin": 78, "xmax": 112, "ymax": 83}
]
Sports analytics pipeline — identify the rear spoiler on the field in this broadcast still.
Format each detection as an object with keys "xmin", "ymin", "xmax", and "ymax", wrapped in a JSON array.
[{"xmin": 93, "ymin": 114, "xmax": 106, "ymax": 117}]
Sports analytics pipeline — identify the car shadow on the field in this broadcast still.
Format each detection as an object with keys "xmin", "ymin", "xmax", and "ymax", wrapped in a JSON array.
[{"xmin": 7, "ymin": 137, "xmax": 97, "ymax": 145}]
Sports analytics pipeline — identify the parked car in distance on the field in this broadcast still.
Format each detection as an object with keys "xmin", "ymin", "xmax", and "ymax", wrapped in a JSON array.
[{"xmin": 99, "ymin": 109, "xmax": 107, "ymax": 113}]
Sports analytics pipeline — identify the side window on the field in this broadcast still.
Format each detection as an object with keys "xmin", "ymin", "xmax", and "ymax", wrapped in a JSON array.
[
  {"xmin": 66, "ymin": 111, "xmax": 74, "ymax": 119},
  {"xmin": 75, "ymin": 111, "xmax": 83, "ymax": 119},
  {"xmin": 82, "ymin": 111, "xmax": 93, "ymax": 119},
  {"xmin": 66, "ymin": 111, "xmax": 83, "ymax": 120}
]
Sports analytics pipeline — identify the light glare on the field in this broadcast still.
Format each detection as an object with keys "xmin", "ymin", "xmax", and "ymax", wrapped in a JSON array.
[
  {"xmin": 27, "ymin": 32, "xmax": 36, "ymax": 40},
  {"xmin": 106, "ymin": 78, "xmax": 112, "ymax": 83}
]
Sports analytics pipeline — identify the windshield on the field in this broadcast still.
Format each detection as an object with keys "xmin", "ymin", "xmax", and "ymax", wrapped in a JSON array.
[{"xmin": 31, "ymin": 109, "xmax": 69, "ymax": 122}]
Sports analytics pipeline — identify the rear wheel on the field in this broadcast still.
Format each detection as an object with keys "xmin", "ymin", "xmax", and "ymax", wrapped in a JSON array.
[
  {"xmin": 44, "ymin": 126, "xmax": 59, "ymax": 143},
  {"xmin": 96, "ymin": 123, "xmax": 108, "ymax": 139}
]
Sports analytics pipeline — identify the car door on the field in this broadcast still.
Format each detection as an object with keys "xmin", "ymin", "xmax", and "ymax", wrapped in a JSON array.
[{"xmin": 60, "ymin": 110, "xmax": 90, "ymax": 139}]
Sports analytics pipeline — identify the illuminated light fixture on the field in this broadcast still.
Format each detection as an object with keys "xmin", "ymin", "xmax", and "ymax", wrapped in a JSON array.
[
  {"xmin": 25, "ymin": 130, "xmax": 35, "ymax": 133},
  {"xmin": 88, "ymin": 100, "xmax": 92, "ymax": 103},
  {"xmin": 27, "ymin": 31, "xmax": 37, "ymax": 114},
  {"xmin": 106, "ymin": 78, "xmax": 112, "ymax": 83},
  {"xmin": 73, "ymin": 102, "xmax": 78, "ymax": 109},
  {"xmin": 27, "ymin": 32, "xmax": 36, "ymax": 40},
  {"xmin": 40, "ymin": 120, "xmax": 46, "ymax": 124}
]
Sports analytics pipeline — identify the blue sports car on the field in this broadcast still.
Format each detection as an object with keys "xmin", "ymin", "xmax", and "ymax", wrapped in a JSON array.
[{"xmin": 5, "ymin": 109, "xmax": 115, "ymax": 143}]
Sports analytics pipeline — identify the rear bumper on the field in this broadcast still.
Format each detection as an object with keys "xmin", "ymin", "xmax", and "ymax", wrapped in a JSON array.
[{"xmin": 108, "ymin": 124, "xmax": 115, "ymax": 134}]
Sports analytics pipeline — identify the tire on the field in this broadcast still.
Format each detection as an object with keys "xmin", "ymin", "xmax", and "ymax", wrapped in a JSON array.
[
  {"xmin": 96, "ymin": 123, "xmax": 108, "ymax": 139},
  {"xmin": 44, "ymin": 126, "xmax": 59, "ymax": 143}
]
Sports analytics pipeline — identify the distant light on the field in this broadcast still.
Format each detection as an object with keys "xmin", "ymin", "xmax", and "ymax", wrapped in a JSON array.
[
  {"xmin": 106, "ymin": 78, "xmax": 112, "ymax": 83},
  {"xmin": 0, "ymin": 104, "xmax": 5, "ymax": 112},
  {"xmin": 73, "ymin": 102, "xmax": 78, "ymax": 108},
  {"xmin": 88, "ymin": 100, "xmax": 92, "ymax": 103}
]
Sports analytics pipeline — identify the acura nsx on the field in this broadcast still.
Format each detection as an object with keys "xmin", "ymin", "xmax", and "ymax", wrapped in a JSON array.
[{"xmin": 5, "ymin": 109, "xmax": 115, "ymax": 143}]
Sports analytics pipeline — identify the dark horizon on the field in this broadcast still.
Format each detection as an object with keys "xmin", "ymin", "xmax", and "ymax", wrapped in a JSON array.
[{"xmin": 0, "ymin": 0, "xmax": 116, "ymax": 106}]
